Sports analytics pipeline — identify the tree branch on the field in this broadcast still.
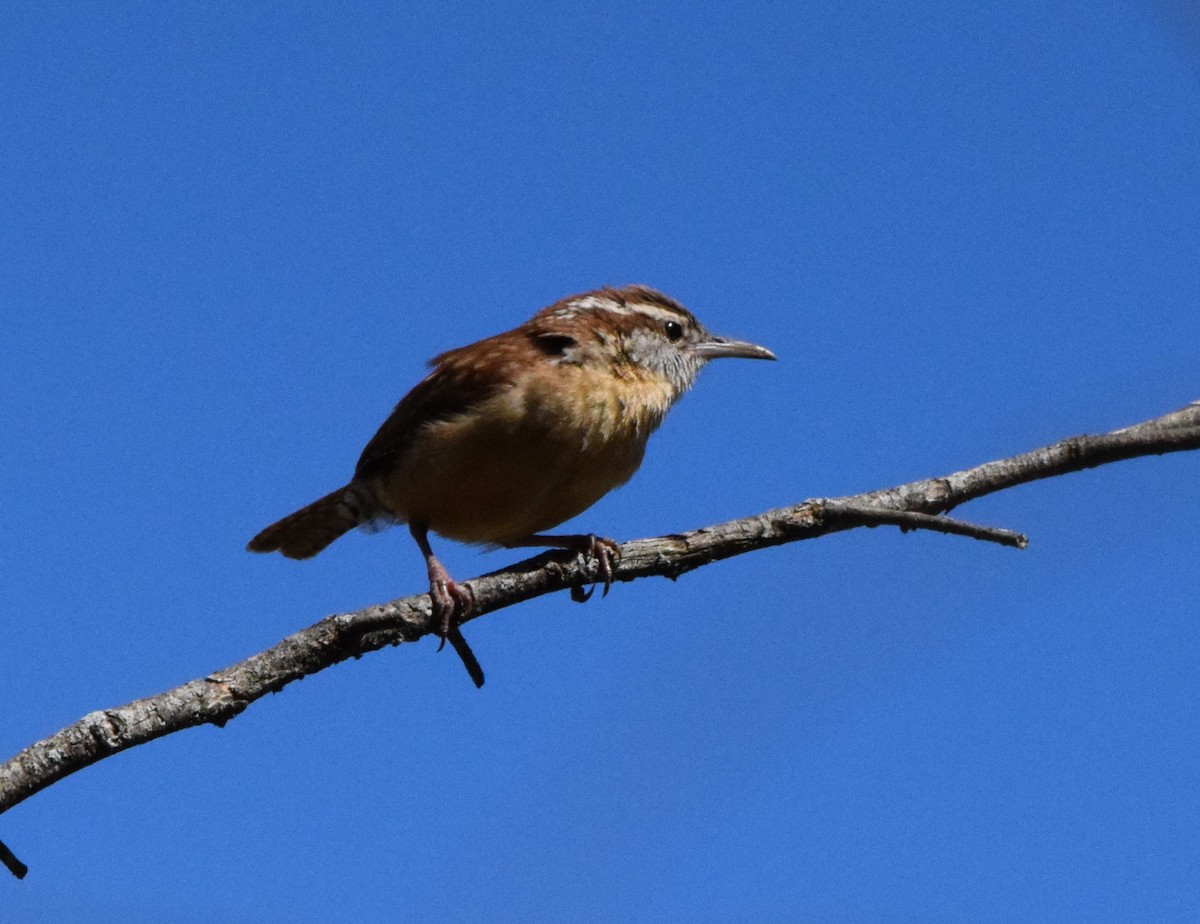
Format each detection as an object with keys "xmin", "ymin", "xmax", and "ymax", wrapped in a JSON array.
[{"xmin": 2, "ymin": 399, "xmax": 1198, "ymax": 876}]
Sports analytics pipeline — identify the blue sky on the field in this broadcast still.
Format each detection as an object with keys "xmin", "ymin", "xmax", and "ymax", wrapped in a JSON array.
[{"xmin": 2, "ymin": 1, "xmax": 1199, "ymax": 920}]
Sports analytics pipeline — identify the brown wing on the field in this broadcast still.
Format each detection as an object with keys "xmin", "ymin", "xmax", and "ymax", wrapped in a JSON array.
[{"xmin": 354, "ymin": 328, "xmax": 530, "ymax": 482}]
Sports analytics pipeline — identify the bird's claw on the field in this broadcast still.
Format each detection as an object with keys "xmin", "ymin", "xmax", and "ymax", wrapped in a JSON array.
[
  {"xmin": 570, "ymin": 535, "xmax": 621, "ymax": 603},
  {"xmin": 590, "ymin": 535, "xmax": 621, "ymax": 596},
  {"xmin": 430, "ymin": 578, "xmax": 473, "ymax": 650}
]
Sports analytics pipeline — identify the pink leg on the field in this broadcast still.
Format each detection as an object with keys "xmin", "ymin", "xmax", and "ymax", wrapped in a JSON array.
[{"xmin": 409, "ymin": 523, "xmax": 482, "ymax": 687}]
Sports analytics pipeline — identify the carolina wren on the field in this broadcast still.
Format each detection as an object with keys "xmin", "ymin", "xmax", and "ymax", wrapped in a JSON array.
[{"xmin": 248, "ymin": 285, "xmax": 775, "ymax": 686}]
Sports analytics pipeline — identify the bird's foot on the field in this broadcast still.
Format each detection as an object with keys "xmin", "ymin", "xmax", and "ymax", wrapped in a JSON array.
[
  {"xmin": 505, "ymin": 532, "xmax": 622, "ymax": 603},
  {"xmin": 428, "ymin": 571, "xmax": 474, "ymax": 650},
  {"xmin": 427, "ymin": 574, "xmax": 484, "ymax": 687},
  {"xmin": 569, "ymin": 534, "xmax": 621, "ymax": 602},
  {"xmin": 411, "ymin": 522, "xmax": 484, "ymax": 687}
]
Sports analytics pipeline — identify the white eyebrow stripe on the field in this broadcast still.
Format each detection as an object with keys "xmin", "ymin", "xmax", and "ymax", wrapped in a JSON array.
[
  {"xmin": 625, "ymin": 303, "xmax": 688, "ymax": 325},
  {"xmin": 557, "ymin": 297, "xmax": 687, "ymax": 325},
  {"xmin": 564, "ymin": 295, "xmax": 631, "ymax": 314}
]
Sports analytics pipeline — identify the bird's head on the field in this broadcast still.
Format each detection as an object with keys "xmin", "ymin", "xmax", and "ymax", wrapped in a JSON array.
[{"xmin": 530, "ymin": 284, "xmax": 775, "ymax": 399}]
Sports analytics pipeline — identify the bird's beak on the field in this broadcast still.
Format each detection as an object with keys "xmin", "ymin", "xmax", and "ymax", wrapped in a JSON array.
[{"xmin": 691, "ymin": 335, "xmax": 776, "ymax": 362}]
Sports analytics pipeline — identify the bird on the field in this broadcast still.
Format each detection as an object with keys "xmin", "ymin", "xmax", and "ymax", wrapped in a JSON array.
[{"xmin": 247, "ymin": 284, "xmax": 775, "ymax": 686}]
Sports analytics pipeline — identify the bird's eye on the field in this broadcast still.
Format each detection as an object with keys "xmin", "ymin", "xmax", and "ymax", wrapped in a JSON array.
[{"xmin": 664, "ymin": 320, "xmax": 684, "ymax": 342}]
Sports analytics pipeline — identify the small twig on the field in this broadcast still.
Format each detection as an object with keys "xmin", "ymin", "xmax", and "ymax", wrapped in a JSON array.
[
  {"xmin": 0, "ymin": 838, "xmax": 27, "ymax": 880},
  {"xmin": 446, "ymin": 627, "xmax": 485, "ymax": 688},
  {"xmin": 817, "ymin": 500, "xmax": 1028, "ymax": 548}
]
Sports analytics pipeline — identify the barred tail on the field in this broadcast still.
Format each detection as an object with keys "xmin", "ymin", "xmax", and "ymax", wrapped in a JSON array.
[{"xmin": 246, "ymin": 483, "xmax": 377, "ymax": 560}]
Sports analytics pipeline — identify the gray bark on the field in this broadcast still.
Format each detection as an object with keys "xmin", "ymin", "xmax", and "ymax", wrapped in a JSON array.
[{"xmin": 1, "ymin": 399, "xmax": 1198, "ymax": 878}]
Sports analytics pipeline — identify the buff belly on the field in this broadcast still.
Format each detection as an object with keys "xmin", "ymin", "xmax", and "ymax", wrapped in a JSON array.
[{"xmin": 372, "ymin": 372, "xmax": 667, "ymax": 545}]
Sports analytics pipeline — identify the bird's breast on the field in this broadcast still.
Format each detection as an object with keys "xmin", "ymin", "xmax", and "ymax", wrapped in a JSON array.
[{"xmin": 372, "ymin": 365, "xmax": 676, "ymax": 544}]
